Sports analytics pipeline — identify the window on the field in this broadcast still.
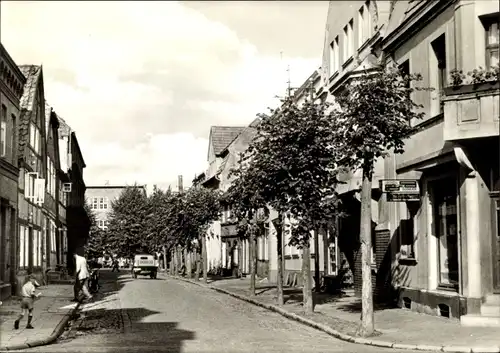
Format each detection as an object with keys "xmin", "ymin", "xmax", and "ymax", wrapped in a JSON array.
[
  {"xmin": 485, "ymin": 18, "xmax": 499, "ymax": 68},
  {"xmin": 50, "ymin": 221, "xmax": 56, "ymax": 252},
  {"xmin": 92, "ymin": 197, "xmax": 98, "ymax": 210},
  {"xmin": 29, "ymin": 123, "xmax": 41, "ymax": 153},
  {"xmin": 10, "ymin": 114, "xmax": 16, "ymax": 162},
  {"xmin": 1, "ymin": 104, "xmax": 6, "ymax": 157},
  {"xmin": 343, "ymin": 19, "xmax": 354, "ymax": 62},
  {"xmin": 47, "ymin": 157, "xmax": 56, "ymax": 197},
  {"xmin": 59, "ymin": 181, "xmax": 68, "ymax": 206},
  {"xmin": 329, "ymin": 36, "xmax": 340, "ymax": 76},
  {"xmin": 25, "ymin": 172, "xmax": 36, "ymax": 199},
  {"xmin": 99, "ymin": 197, "xmax": 108, "ymax": 209},
  {"xmin": 430, "ymin": 34, "xmax": 446, "ymax": 115},
  {"xmin": 98, "ymin": 219, "xmax": 108, "ymax": 230},
  {"xmin": 358, "ymin": 1, "xmax": 372, "ymax": 46},
  {"xmin": 399, "ymin": 60, "xmax": 411, "ymax": 100},
  {"xmin": 432, "ymin": 177, "xmax": 459, "ymax": 289},
  {"xmin": 400, "ymin": 202, "xmax": 419, "ymax": 259},
  {"xmin": 33, "ymin": 229, "xmax": 39, "ymax": 267},
  {"xmin": 19, "ymin": 226, "xmax": 28, "ymax": 268}
]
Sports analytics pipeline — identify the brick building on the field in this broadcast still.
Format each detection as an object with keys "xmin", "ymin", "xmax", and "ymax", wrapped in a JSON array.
[{"xmin": 0, "ymin": 44, "xmax": 26, "ymax": 300}]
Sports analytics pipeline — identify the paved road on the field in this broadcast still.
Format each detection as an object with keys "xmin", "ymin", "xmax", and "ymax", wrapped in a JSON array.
[{"xmin": 20, "ymin": 270, "xmax": 412, "ymax": 353}]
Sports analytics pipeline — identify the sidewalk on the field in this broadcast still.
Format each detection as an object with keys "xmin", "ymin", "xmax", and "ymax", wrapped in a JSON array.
[
  {"xmin": 169, "ymin": 275, "xmax": 500, "ymax": 352},
  {"xmin": 0, "ymin": 284, "xmax": 79, "ymax": 351}
]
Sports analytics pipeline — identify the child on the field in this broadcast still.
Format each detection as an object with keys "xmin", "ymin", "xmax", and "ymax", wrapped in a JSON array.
[{"xmin": 14, "ymin": 275, "xmax": 41, "ymax": 330}]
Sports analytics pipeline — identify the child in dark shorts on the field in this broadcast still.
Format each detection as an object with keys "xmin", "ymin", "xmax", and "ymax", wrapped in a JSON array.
[{"xmin": 14, "ymin": 275, "xmax": 41, "ymax": 330}]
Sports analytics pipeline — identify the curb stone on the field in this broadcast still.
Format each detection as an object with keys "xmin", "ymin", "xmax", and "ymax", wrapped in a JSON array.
[
  {"xmin": 167, "ymin": 275, "xmax": 500, "ymax": 353},
  {"xmin": 0, "ymin": 301, "xmax": 82, "ymax": 352}
]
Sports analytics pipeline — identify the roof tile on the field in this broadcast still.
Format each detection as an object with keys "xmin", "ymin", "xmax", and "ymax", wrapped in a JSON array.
[
  {"xmin": 18, "ymin": 65, "xmax": 42, "ymax": 159},
  {"xmin": 210, "ymin": 126, "xmax": 246, "ymax": 156}
]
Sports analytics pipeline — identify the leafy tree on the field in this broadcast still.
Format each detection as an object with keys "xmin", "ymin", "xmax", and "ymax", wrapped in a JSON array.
[
  {"xmin": 241, "ymin": 89, "xmax": 342, "ymax": 313},
  {"xmin": 224, "ymin": 155, "xmax": 268, "ymax": 296},
  {"xmin": 84, "ymin": 202, "xmax": 105, "ymax": 261},
  {"xmin": 144, "ymin": 186, "xmax": 180, "ymax": 270},
  {"xmin": 330, "ymin": 67, "xmax": 430, "ymax": 336},
  {"xmin": 106, "ymin": 185, "xmax": 150, "ymax": 259},
  {"xmin": 177, "ymin": 187, "xmax": 221, "ymax": 283}
]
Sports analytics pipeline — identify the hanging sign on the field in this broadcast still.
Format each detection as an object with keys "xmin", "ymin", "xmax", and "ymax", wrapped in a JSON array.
[{"xmin": 380, "ymin": 179, "xmax": 420, "ymax": 202}]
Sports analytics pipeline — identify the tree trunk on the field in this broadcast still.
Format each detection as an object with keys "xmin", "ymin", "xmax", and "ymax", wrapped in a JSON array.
[
  {"xmin": 358, "ymin": 167, "xmax": 374, "ymax": 337},
  {"xmin": 173, "ymin": 249, "xmax": 178, "ymax": 276},
  {"xmin": 202, "ymin": 234, "xmax": 208, "ymax": 283},
  {"xmin": 313, "ymin": 229, "xmax": 320, "ymax": 292},
  {"xmin": 163, "ymin": 245, "xmax": 167, "ymax": 272},
  {"xmin": 249, "ymin": 225, "xmax": 256, "ymax": 296},
  {"xmin": 302, "ymin": 241, "xmax": 314, "ymax": 313},
  {"xmin": 323, "ymin": 227, "xmax": 330, "ymax": 278},
  {"xmin": 238, "ymin": 239, "xmax": 243, "ymax": 278},
  {"xmin": 195, "ymin": 249, "xmax": 201, "ymax": 281},
  {"xmin": 169, "ymin": 250, "xmax": 174, "ymax": 275},
  {"xmin": 178, "ymin": 246, "xmax": 184, "ymax": 276},
  {"xmin": 276, "ymin": 214, "xmax": 284, "ymax": 306},
  {"xmin": 185, "ymin": 248, "xmax": 191, "ymax": 278}
]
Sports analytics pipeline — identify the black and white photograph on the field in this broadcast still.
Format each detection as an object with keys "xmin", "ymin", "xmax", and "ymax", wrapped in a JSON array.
[{"xmin": 0, "ymin": 1, "xmax": 499, "ymax": 352}]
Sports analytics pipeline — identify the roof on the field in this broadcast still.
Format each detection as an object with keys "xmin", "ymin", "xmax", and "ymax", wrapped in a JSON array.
[
  {"xmin": 18, "ymin": 65, "xmax": 43, "ymax": 159},
  {"xmin": 45, "ymin": 102, "xmax": 52, "ymax": 137},
  {"xmin": 209, "ymin": 126, "xmax": 245, "ymax": 157},
  {"xmin": 18, "ymin": 65, "xmax": 42, "ymax": 111}
]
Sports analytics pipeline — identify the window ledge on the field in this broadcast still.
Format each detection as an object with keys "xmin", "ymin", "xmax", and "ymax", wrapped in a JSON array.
[
  {"xmin": 358, "ymin": 38, "xmax": 372, "ymax": 53},
  {"xmin": 342, "ymin": 56, "xmax": 354, "ymax": 69},
  {"xmin": 329, "ymin": 71, "xmax": 340, "ymax": 83},
  {"xmin": 399, "ymin": 257, "xmax": 417, "ymax": 266}
]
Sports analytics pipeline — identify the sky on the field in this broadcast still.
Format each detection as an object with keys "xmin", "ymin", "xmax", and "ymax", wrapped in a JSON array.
[{"xmin": 1, "ymin": 1, "xmax": 328, "ymax": 192}]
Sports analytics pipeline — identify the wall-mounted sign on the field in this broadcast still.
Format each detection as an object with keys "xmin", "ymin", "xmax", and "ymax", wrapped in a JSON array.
[{"xmin": 380, "ymin": 179, "xmax": 420, "ymax": 202}]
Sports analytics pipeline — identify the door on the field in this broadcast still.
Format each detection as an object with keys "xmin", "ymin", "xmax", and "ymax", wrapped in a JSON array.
[{"xmin": 492, "ymin": 193, "xmax": 500, "ymax": 293}]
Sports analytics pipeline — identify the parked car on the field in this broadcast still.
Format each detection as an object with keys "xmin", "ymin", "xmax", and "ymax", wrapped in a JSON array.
[{"xmin": 132, "ymin": 254, "xmax": 159, "ymax": 279}]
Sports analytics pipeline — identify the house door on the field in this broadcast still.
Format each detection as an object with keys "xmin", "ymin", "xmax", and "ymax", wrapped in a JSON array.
[{"xmin": 492, "ymin": 193, "xmax": 500, "ymax": 293}]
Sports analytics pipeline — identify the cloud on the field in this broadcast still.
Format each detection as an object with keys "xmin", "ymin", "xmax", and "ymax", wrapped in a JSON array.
[{"xmin": 1, "ymin": 1, "xmax": 320, "ymax": 189}]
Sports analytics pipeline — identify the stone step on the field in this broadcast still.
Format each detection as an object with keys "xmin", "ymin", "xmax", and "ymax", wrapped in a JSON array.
[
  {"xmin": 485, "ymin": 294, "xmax": 500, "ymax": 306},
  {"xmin": 461, "ymin": 314, "xmax": 500, "ymax": 327},
  {"xmin": 481, "ymin": 303, "xmax": 500, "ymax": 317}
]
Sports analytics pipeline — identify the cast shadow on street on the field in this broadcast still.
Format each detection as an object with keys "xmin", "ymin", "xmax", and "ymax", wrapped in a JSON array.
[{"xmin": 67, "ymin": 306, "xmax": 196, "ymax": 353}]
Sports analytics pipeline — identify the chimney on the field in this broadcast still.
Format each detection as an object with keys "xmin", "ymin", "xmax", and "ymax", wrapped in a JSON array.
[{"xmin": 178, "ymin": 175, "xmax": 183, "ymax": 193}]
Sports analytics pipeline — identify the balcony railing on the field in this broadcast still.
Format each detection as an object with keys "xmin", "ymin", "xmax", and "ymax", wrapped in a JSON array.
[{"xmin": 442, "ymin": 81, "xmax": 499, "ymax": 141}]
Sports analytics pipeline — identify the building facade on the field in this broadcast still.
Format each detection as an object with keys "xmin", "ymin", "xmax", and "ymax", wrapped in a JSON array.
[
  {"xmin": 197, "ymin": 126, "xmax": 245, "ymax": 272},
  {"xmin": 319, "ymin": 0, "xmax": 499, "ymax": 325},
  {"xmin": 17, "ymin": 65, "xmax": 48, "ymax": 291},
  {"xmin": 57, "ymin": 118, "xmax": 90, "ymax": 273},
  {"xmin": 379, "ymin": 0, "xmax": 500, "ymax": 325},
  {"xmin": 43, "ymin": 105, "xmax": 62, "ymax": 271},
  {"xmin": 0, "ymin": 44, "xmax": 26, "ymax": 299},
  {"xmin": 85, "ymin": 185, "xmax": 147, "ymax": 230}
]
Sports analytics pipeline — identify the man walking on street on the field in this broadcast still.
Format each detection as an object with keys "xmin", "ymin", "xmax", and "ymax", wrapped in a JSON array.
[{"xmin": 72, "ymin": 251, "xmax": 93, "ymax": 302}]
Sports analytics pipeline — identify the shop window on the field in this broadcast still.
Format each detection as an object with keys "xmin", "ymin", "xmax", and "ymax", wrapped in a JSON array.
[
  {"xmin": 400, "ymin": 202, "xmax": 419, "ymax": 260},
  {"xmin": 432, "ymin": 176, "xmax": 459, "ymax": 290}
]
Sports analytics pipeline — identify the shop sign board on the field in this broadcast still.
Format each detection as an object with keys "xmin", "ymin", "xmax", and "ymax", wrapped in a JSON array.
[{"xmin": 380, "ymin": 179, "xmax": 420, "ymax": 202}]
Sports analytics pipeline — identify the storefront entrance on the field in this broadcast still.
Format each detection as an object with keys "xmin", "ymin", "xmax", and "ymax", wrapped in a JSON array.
[{"xmin": 431, "ymin": 176, "xmax": 459, "ymax": 290}]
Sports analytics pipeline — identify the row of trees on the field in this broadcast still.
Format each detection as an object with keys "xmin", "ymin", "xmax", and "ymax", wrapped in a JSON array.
[
  {"xmin": 85, "ymin": 185, "xmax": 221, "ymax": 280},
  {"xmin": 85, "ymin": 66, "xmax": 428, "ymax": 337},
  {"xmin": 222, "ymin": 66, "xmax": 429, "ymax": 337}
]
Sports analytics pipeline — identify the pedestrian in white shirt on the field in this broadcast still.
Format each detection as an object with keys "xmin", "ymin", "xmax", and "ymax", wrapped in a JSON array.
[{"xmin": 73, "ymin": 252, "xmax": 93, "ymax": 302}]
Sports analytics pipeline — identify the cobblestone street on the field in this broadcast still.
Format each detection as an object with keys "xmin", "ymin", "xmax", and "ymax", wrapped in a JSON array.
[{"xmin": 16, "ymin": 270, "xmax": 412, "ymax": 352}]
